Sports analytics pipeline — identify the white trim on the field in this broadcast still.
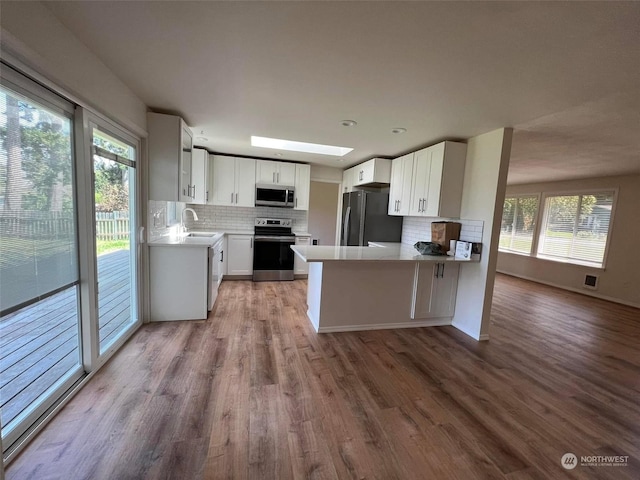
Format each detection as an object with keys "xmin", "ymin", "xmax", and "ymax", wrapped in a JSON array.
[
  {"xmin": 496, "ymin": 270, "xmax": 640, "ymax": 309},
  {"xmin": 451, "ymin": 320, "xmax": 489, "ymax": 341},
  {"xmin": 314, "ymin": 318, "xmax": 452, "ymax": 333}
]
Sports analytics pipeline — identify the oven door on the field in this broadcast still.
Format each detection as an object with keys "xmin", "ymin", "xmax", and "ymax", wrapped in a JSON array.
[{"xmin": 252, "ymin": 236, "xmax": 295, "ymax": 281}]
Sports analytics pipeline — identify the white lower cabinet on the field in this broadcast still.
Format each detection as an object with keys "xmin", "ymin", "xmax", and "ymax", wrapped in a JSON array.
[
  {"xmin": 411, "ymin": 262, "xmax": 460, "ymax": 319},
  {"xmin": 294, "ymin": 236, "xmax": 311, "ymax": 275},
  {"xmin": 226, "ymin": 234, "xmax": 254, "ymax": 276},
  {"xmin": 149, "ymin": 246, "xmax": 209, "ymax": 321}
]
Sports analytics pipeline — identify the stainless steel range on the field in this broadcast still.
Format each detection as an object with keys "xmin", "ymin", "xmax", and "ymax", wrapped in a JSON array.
[{"xmin": 252, "ymin": 218, "xmax": 295, "ymax": 281}]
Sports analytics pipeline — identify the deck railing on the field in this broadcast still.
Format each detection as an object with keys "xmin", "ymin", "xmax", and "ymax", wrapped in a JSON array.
[
  {"xmin": 0, "ymin": 210, "xmax": 130, "ymax": 241},
  {"xmin": 95, "ymin": 211, "xmax": 130, "ymax": 240}
]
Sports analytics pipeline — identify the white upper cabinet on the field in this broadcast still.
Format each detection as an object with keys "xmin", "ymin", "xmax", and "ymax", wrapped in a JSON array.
[
  {"xmin": 256, "ymin": 160, "xmax": 296, "ymax": 186},
  {"xmin": 389, "ymin": 141, "xmax": 467, "ymax": 218},
  {"xmin": 412, "ymin": 141, "xmax": 466, "ymax": 218},
  {"xmin": 388, "ymin": 153, "xmax": 413, "ymax": 216},
  {"xmin": 342, "ymin": 167, "xmax": 355, "ymax": 193},
  {"xmin": 294, "ymin": 164, "xmax": 311, "ymax": 210},
  {"xmin": 190, "ymin": 148, "xmax": 209, "ymax": 205},
  {"xmin": 212, "ymin": 155, "xmax": 256, "ymax": 207},
  {"xmin": 353, "ymin": 158, "xmax": 392, "ymax": 186},
  {"xmin": 148, "ymin": 112, "xmax": 194, "ymax": 202}
]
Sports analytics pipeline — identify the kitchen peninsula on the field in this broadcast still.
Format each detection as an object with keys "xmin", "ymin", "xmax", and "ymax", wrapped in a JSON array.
[{"xmin": 291, "ymin": 243, "xmax": 477, "ymax": 333}]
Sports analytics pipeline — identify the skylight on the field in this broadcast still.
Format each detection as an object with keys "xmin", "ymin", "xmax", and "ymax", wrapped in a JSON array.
[{"xmin": 251, "ymin": 136, "xmax": 353, "ymax": 156}]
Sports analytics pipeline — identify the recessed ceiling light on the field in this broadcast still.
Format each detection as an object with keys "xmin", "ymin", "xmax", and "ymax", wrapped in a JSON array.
[
  {"xmin": 251, "ymin": 136, "xmax": 353, "ymax": 156},
  {"xmin": 340, "ymin": 120, "xmax": 357, "ymax": 127},
  {"xmin": 274, "ymin": 153, "xmax": 283, "ymax": 157},
  {"xmin": 391, "ymin": 128, "xmax": 407, "ymax": 134}
]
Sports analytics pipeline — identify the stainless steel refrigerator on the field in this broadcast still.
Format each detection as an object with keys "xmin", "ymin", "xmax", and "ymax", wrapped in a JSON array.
[{"xmin": 341, "ymin": 191, "xmax": 403, "ymax": 246}]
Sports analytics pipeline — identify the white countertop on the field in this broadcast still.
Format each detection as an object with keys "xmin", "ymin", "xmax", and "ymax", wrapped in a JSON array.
[
  {"xmin": 149, "ymin": 231, "xmax": 224, "ymax": 247},
  {"xmin": 291, "ymin": 242, "xmax": 477, "ymax": 263}
]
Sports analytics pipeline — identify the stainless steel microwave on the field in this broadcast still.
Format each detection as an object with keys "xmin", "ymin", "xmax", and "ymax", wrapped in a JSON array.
[{"xmin": 255, "ymin": 184, "xmax": 295, "ymax": 207}]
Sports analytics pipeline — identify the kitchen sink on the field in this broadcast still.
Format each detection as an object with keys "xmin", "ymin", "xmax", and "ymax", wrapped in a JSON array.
[{"xmin": 186, "ymin": 232, "xmax": 218, "ymax": 238}]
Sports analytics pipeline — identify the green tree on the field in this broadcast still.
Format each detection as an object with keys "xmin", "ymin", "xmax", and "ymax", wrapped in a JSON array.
[{"xmin": 0, "ymin": 93, "xmax": 72, "ymax": 212}]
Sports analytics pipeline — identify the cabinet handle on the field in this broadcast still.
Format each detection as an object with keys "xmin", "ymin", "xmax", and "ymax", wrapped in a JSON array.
[
  {"xmin": 295, "ymin": 198, "xmax": 298, "ymax": 207},
  {"xmin": 250, "ymin": 237, "xmax": 253, "ymax": 248},
  {"xmin": 273, "ymin": 172, "xmax": 276, "ymax": 183},
  {"xmin": 440, "ymin": 263, "xmax": 445, "ymax": 278},
  {"xmin": 235, "ymin": 193, "xmax": 238, "ymax": 203},
  {"xmin": 221, "ymin": 250, "xmax": 224, "ymax": 262},
  {"xmin": 231, "ymin": 192, "xmax": 234, "ymax": 203},
  {"xmin": 192, "ymin": 184, "xmax": 196, "ymax": 198},
  {"xmin": 434, "ymin": 264, "xmax": 439, "ymax": 278},
  {"xmin": 277, "ymin": 172, "xmax": 280, "ymax": 183},
  {"xmin": 206, "ymin": 191, "xmax": 209, "ymax": 202}
]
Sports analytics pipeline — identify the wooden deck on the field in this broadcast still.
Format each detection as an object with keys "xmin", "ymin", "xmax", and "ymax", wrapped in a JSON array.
[{"xmin": 0, "ymin": 249, "xmax": 132, "ymax": 429}]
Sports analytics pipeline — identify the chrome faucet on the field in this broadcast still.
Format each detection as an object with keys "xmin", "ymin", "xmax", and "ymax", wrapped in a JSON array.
[{"xmin": 181, "ymin": 207, "xmax": 199, "ymax": 232}]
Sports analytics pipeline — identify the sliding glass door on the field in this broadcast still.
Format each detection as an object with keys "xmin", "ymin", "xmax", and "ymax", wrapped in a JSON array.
[
  {"xmin": 0, "ymin": 70, "xmax": 83, "ymax": 447},
  {"xmin": 0, "ymin": 65, "xmax": 142, "ymax": 456},
  {"xmin": 91, "ymin": 125, "xmax": 138, "ymax": 354}
]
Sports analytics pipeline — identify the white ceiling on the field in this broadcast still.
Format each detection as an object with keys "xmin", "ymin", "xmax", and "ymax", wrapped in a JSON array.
[{"xmin": 43, "ymin": 1, "xmax": 640, "ymax": 185}]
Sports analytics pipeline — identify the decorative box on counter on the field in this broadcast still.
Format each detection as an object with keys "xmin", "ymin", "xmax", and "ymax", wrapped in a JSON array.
[{"xmin": 431, "ymin": 221, "xmax": 461, "ymax": 248}]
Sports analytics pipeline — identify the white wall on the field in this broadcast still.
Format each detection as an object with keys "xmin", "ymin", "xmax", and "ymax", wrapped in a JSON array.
[
  {"xmin": 0, "ymin": 1, "xmax": 147, "ymax": 135},
  {"xmin": 452, "ymin": 128, "xmax": 513, "ymax": 341},
  {"xmin": 310, "ymin": 164, "xmax": 343, "ymax": 183},
  {"xmin": 308, "ymin": 181, "xmax": 340, "ymax": 245},
  {"xmin": 497, "ymin": 174, "xmax": 640, "ymax": 307}
]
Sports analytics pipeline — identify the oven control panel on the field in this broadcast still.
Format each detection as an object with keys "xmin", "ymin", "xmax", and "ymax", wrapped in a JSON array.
[{"xmin": 255, "ymin": 218, "xmax": 292, "ymax": 227}]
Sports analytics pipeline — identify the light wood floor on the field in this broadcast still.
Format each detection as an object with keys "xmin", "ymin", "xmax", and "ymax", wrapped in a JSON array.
[
  {"xmin": 0, "ymin": 249, "xmax": 132, "ymax": 429},
  {"xmin": 6, "ymin": 274, "xmax": 640, "ymax": 479}
]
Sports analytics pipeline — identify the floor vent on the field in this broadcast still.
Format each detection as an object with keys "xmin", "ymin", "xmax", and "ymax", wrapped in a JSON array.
[{"xmin": 584, "ymin": 274, "xmax": 599, "ymax": 290}]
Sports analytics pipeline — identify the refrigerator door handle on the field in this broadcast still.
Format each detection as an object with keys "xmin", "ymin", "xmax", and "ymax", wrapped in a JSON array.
[{"xmin": 343, "ymin": 206, "xmax": 351, "ymax": 245}]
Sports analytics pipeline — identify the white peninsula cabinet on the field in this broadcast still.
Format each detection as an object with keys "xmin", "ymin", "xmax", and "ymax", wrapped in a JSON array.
[
  {"xmin": 294, "ymin": 164, "xmax": 310, "ymax": 210},
  {"xmin": 211, "ymin": 155, "xmax": 256, "ymax": 207},
  {"xmin": 226, "ymin": 234, "xmax": 253, "ymax": 276},
  {"xmin": 411, "ymin": 262, "xmax": 460, "ymax": 319},
  {"xmin": 294, "ymin": 236, "xmax": 311, "ymax": 275},
  {"xmin": 388, "ymin": 141, "xmax": 467, "ymax": 218},
  {"xmin": 148, "ymin": 112, "xmax": 194, "ymax": 202},
  {"xmin": 256, "ymin": 160, "xmax": 296, "ymax": 186}
]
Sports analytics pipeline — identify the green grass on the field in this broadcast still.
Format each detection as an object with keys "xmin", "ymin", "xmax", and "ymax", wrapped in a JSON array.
[
  {"xmin": 0, "ymin": 237, "xmax": 129, "ymax": 268},
  {"xmin": 96, "ymin": 239, "xmax": 130, "ymax": 256},
  {"xmin": 499, "ymin": 234, "xmax": 532, "ymax": 253}
]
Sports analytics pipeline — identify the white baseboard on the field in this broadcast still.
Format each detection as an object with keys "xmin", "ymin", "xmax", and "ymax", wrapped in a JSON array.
[
  {"xmin": 315, "ymin": 318, "xmax": 452, "ymax": 333},
  {"xmin": 306, "ymin": 309, "xmax": 320, "ymax": 332},
  {"xmin": 496, "ymin": 270, "xmax": 640, "ymax": 309},
  {"xmin": 451, "ymin": 320, "xmax": 489, "ymax": 341}
]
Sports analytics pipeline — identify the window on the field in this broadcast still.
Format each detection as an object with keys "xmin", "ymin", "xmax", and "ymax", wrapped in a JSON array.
[
  {"xmin": 1, "ymin": 68, "xmax": 84, "ymax": 448},
  {"xmin": 537, "ymin": 192, "xmax": 615, "ymax": 267},
  {"xmin": 499, "ymin": 195, "xmax": 539, "ymax": 254}
]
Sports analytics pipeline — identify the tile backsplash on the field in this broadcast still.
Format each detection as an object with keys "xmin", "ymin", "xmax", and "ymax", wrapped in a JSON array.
[
  {"xmin": 401, "ymin": 216, "xmax": 484, "ymax": 245},
  {"xmin": 148, "ymin": 200, "xmax": 309, "ymax": 237},
  {"xmin": 185, "ymin": 204, "xmax": 308, "ymax": 232}
]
